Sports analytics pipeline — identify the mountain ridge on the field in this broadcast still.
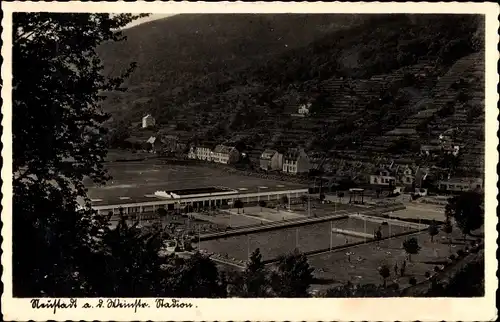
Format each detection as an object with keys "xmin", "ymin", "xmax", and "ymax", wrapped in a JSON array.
[{"xmin": 99, "ymin": 14, "xmax": 483, "ymax": 175}]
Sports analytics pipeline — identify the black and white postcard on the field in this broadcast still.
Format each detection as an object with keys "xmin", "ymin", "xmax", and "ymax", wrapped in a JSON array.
[{"xmin": 1, "ymin": 2, "xmax": 498, "ymax": 321}]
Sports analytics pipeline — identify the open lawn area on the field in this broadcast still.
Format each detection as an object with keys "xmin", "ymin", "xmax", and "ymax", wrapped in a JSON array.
[
  {"xmin": 223, "ymin": 206, "xmax": 308, "ymax": 223},
  {"xmin": 390, "ymin": 204, "xmax": 447, "ymax": 221},
  {"xmin": 105, "ymin": 149, "xmax": 156, "ymax": 162},
  {"xmin": 307, "ymin": 223, "xmax": 483, "ymax": 292},
  {"xmin": 190, "ymin": 211, "xmax": 263, "ymax": 228},
  {"xmin": 85, "ymin": 161, "xmax": 307, "ymax": 201},
  {"xmin": 288, "ymin": 201, "xmax": 369, "ymax": 218}
]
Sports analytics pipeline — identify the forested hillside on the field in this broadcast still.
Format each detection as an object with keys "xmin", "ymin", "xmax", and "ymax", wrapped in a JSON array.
[
  {"xmin": 99, "ymin": 14, "xmax": 484, "ymax": 174},
  {"xmin": 98, "ymin": 14, "xmax": 367, "ymax": 116}
]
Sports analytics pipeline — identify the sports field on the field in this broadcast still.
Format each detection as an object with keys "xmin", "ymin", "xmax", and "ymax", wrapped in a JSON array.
[
  {"xmin": 223, "ymin": 206, "xmax": 308, "ymax": 223},
  {"xmin": 307, "ymin": 223, "xmax": 483, "ymax": 292},
  {"xmin": 390, "ymin": 204, "xmax": 447, "ymax": 221},
  {"xmin": 189, "ymin": 211, "xmax": 262, "ymax": 228},
  {"xmin": 198, "ymin": 216, "xmax": 417, "ymax": 262},
  {"xmin": 85, "ymin": 161, "xmax": 307, "ymax": 203}
]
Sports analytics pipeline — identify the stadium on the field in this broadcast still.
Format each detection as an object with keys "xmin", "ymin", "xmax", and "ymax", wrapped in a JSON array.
[
  {"xmin": 89, "ymin": 185, "xmax": 308, "ymax": 215},
  {"xmin": 83, "ymin": 161, "xmax": 309, "ymax": 216},
  {"xmin": 82, "ymin": 162, "xmax": 482, "ymax": 293}
]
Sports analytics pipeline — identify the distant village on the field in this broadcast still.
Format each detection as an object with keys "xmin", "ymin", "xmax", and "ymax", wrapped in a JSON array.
[{"xmin": 115, "ymin": 112, "xmax": 484, "ymax": 197}]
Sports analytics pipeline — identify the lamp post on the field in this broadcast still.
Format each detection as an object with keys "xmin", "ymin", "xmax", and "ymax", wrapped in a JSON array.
[
  {"xmin": 388, "ymin": 222, "xmax": 392, "ymax": 248},
  {"xmin": 330, "ymin": 220, "xmax": 333, "ymax": 250},
  {"xmin": 295, "ymin": 228, "xmax": 299, "ymax": 249},
  {"xmin": 364, "ymin": 217, "xmax": 367, "ymax": 243},
  {"xmin": 247, "ymin": 234, "xmax": 250, "ymax": 260},
  {"xmin": 308, "ymin": 194, "xmax": 311, "ymax": 216}
]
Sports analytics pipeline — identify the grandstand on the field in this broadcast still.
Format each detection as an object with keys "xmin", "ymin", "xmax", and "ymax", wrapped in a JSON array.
[{"xmin": 87, "ymin": 184, "xmax": 308, "ymax": 216}]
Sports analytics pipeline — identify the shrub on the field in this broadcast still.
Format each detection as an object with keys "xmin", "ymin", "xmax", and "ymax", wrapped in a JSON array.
[
  {"xmin": 409, "ymin": 277, "xmax": 417, "ymax": 286},
  {"xmin": 184, "ymin": 241, "xmax": 194, "ymax": 251},
  {"xmin": 425, "ymin": 271, "xmax": 431, "ymax": 278},
  {"xmin": 434, "ymin": 265, "xmax": 441, "ymax": 272},
  {"xmin": 457, "ymin": 250, "xmax": 465, "ymax": 257},
  {"xmin": 449, "ymin": 254, "xmax": 456, "ymax": 261}
]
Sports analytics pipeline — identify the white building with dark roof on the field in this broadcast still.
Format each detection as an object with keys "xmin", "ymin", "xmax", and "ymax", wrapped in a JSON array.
[
  {"xmin": 370, "ymin": 168, "xmax": 397, "ymax": 186},
  {"xmin": 282, "ymin": 148, "xmax": 310, "ymax": 174},
  {"xmin": 142, "ymin": 114, "xmax": 156, "ymax": 128},
  {"xmin": 438, "ymin": 177, "xmax": 483, "ymax": 192},
  {"xmin": 259, "ymin": 149, "xmax": 283, "ymax": 171},
  {"xmin": 212, "ymin": 145, "xmax": 240, "ymax": 164},
  {"xmin": 194, "ymin": 145, "xmax": 213, "ymax": 161}
]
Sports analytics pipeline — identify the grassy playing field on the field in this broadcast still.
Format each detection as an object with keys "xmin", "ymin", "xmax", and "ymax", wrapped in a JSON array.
[
  {"xmin": 223, "ymin": 206, "xmax": 308, "ymax": 223},
  {"xmin": 307, "ymin": 223, "xmax": 483, "ymax": 292},
  {"xmin": 85, "ymin": 161, "xmax": 307, "ymax": 201}
]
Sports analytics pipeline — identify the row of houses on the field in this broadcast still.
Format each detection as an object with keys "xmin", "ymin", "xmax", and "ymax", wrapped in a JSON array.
[
  {"xmin": 137, "ymin": 115, "xmax": 482, "ymax": 193},
  {"xmin": 188, "ymin": 144, "xmax": 312, "ymax": 175},
  {"xmin": 369, "ymin": 164, "xmax": 483, "ymax": 193},
  {"xmin": 260, "ymin": 148, "xmax": 311, "ymax": 174},
  {"xmin": 369, "ymin": 164, "xmax": 429, "ymax": 188},
  {"xmin": 187, "ymin": 145, "xmax": 240, "ymax": 165}
]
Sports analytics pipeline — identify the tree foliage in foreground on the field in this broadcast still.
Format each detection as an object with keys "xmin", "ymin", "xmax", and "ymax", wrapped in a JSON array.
[
  {"xmin": 445, "ymin": 192, "xmax": 484, "ymax": 238},
  {"xmin": 271, "ymin": 249, "xmax": 315, "ymax": 297},
  {"xmin": 238, "ymin": 248, "xmax": 271, "ymax": 297},
  {"xmin": 12, "ymin": 12, "xmax": 147, "ymax": 297}
]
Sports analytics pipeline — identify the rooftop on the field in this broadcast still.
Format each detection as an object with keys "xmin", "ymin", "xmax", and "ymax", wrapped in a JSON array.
[
  {"xmin": 439, "ymin": 177, "xmax": 483, "ymax": 184},
  {"xmin": 88, "ymin": 182, "xmax": 309, "ymax": 208},
  {"xmin": 168, "ymin": 186, "xmax": 235, "ymax": 196},
  {"xmin": 261, "ymin": 149, "xmax": 278, "ymax": 160},
  {"xmin": 213, "ymin": 145, "xmax": 237, "ymax": 154}
]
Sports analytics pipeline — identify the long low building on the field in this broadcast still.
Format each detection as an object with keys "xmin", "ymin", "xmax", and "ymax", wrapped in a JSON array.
[{"xmin": 87, "ymin": 185, "xmax": 309, "ymax": 216}]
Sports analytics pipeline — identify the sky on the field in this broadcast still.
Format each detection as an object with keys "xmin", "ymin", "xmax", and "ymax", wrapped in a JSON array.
[{"xmin": 125, "ymin": 14, "xmax": 175, "ymax": 29}]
